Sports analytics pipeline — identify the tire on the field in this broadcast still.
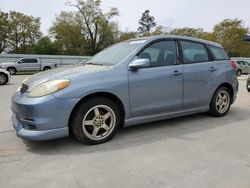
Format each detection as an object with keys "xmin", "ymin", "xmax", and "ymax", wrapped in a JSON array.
[
  {"xmin": 70, "ymin": 97, "xmax": 121, "ymax": 145},
  {"xmin": 209, "ymin": 87, "xmax": 231, "ymax": 117},
  {"xmin": 7, "ymin": 67, "xmax": 16, "ymax": 75},
  {"xmin": 43, "ymin": 67, "xmax": 51, "ymax": 71},
  {"xmin": 237, "ymin": 70, "xmax": 242, "ymax": 77},
  {"xmin": 0, "ymin": 73, "xmax": 8, "ymax": 85},
  {"xmin": 247, "ymin": 80, "xmax": 250, "ymax": 92}
]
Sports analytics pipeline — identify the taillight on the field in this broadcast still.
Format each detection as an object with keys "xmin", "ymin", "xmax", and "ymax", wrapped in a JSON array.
[{"xmin": 229, "ymin": 60, "xmax": 237, "ymax": 70}]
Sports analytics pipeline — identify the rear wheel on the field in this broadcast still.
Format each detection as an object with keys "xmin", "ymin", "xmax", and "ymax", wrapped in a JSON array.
[
  {"xmin": 43, "ymin": 66, "xmax": 51, "ymax": 71},
  {"xmin": 209, "ymin": 87, "xmax": 231, "ymax": 117},
  {"xmin": 71, "ymin": 97, "xmax": 121, "ymax": 145},
  {"xmin": 7, "ymin": 67, "xmax": 16, "ymax": 75},
  {"xmin": 237, "ymin": 70, "xmax": 242, "ymax": 77},
  {"xmin": 0, "ymin": 73, "xmax": 8, "ymax": 85}
]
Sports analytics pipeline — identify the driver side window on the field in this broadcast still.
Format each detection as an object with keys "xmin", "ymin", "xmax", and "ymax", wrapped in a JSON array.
[{"xmin": 138, "ymin": 40, "xmax": 177, "ymax": 67}]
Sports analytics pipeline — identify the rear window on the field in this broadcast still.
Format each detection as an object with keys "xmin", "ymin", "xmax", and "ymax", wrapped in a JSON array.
[{"xmin": 208, "ymin": 46, "xmax": 229, "ymax": 60}]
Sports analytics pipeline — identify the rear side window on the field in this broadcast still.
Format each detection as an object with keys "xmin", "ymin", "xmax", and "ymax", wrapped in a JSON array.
[
  {"xmin": 208, "ymin": 46, "xmax": 229, "ymax": 60},
  {"xmin": 180, "ymin": 41, "xmax": 209, "ymax": 64},
  {"xmin": 21, "ymin": 59, "xmax": 38, "ymax": 63}
]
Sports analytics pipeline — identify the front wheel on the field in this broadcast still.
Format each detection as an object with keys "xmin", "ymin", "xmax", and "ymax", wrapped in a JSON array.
[
  {"xmin": 7, "ymin": 67, "xmax": 16, "ymax": 75},
  {"xmin": 247, "ymin": 80, "xmax": 250, "ymax": 92},
  {"xmin": 71, "ymin": 97, "xmax": 121, "ymax": 145},
  {"xmin": 209, "ymin": 87, "xmax": 231, "ymax": 117}
]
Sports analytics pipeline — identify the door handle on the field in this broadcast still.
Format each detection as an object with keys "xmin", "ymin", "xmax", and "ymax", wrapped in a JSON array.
[
  {"xmin": 172, "ymin": 70, "xmax": 182, "ymax": 76},
  {"xmin": 209, "ymin": 67, "xmax": 217, "ymax": 72}
]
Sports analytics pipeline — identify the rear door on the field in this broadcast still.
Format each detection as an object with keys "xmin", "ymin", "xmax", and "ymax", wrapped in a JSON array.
[
  {"xmin": 179, "ymin": 40, "xmax": 217, "ymax": 109},
  {"xmin": 128, "ymin": 39, "xmax": 183, "ymax": 117}
]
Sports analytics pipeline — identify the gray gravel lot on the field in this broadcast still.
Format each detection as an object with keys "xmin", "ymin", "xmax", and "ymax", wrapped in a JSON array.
[{"xmin": 0, "ymin": 75, "xmax": 250, "ymax": 188}]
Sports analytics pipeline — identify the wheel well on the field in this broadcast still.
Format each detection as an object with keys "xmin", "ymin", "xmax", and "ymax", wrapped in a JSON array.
[
  {"xmin": 68, "ymin": 92, "xmax": 125, "ymax": 128},
  {"xmin": 7, "ymin": 67, "xmax": 16, "ymax": 71},
  {"xmin": 216, "ymin": 83, "xmax": 234, "ymax": 104},
  {"xmin": 43, "ymin": 66, "xmax": 51, "ymax": 70}
]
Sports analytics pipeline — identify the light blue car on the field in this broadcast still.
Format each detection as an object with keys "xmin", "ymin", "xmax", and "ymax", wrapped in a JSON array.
[{"xmin": 11, "ymin": 35, "xmax": 238, "ymax": 144}]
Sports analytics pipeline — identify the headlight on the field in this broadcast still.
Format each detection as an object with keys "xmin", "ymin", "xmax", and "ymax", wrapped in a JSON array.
[{"xmin": 27, "ymin": 79, "xmax": 70, "ymax": 98}]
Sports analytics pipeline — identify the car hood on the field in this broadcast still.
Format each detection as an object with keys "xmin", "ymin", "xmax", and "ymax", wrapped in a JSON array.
[
  {"xmin": 0, "ymin": 62, "xmax": 16, "ymax": 65},
  {"xmin": 23, "ymin": 65, "xmax": 112, "ymax": 88}
]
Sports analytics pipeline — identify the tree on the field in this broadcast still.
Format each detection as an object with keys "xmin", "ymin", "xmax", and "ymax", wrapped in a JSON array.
[
  {"xmin": 0, "ymin": 10, "xmax": 9, "ymax": 53},
  {"xmin": 8, "ymin": 11, "xmax": 42, "ymax": 54},
  {"xmin": 170, "ymin": 27, "xmax": 206, "ymax": 38},
  {"xmin": 66, "ymin": 0, "xmax": 119, "ymax": 55},
  {"xmin": 138, "ymin": 10, "xmax": 156, "ymax": 35},
  {"xmin": 50, "ymin": 11, "xmax": 85, "ymax": 55},
  {"xmin": 118, "ymin": 31, "xmax": 138, "ymax": 41},
  {"xmin": 212, "ymin": 19, "xmax": 250, "ymax": 57},
  {"xmin": 32, "ymin": 36, "xmax": 58, "ymax": 55},
  {"xmin": 151, "ymin": 25, "xmax": 167, "ymax": 35}
]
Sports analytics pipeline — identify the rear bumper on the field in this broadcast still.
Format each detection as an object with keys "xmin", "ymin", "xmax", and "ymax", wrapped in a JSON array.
[{"xmin": 11, "ymin": 92, "xmax": 79, "ymax": 141}]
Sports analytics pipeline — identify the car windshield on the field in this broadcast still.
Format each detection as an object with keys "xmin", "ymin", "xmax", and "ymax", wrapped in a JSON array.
[{"xmin": 85, "ymin": 40, "xmax": 146, "ymax": 66}]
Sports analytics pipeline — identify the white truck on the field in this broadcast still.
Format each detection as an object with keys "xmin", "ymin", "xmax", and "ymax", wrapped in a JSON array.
[{"xmin": 0, "ymin": 58, "xmax": 57, "ymax": 75}]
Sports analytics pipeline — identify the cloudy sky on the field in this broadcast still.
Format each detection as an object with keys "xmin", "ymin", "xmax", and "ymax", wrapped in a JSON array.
[{"xmin": 0, "ymin": 0, "xmax": 250, "ymax": 35}]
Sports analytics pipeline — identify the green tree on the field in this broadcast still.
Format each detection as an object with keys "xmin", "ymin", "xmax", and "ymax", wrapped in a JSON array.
[
  {"xmin": 67, "ymin": 0, "xmax": 119, "ymax": 55},
  {"xmin": 138, "ymin": 10, "xmax": 156, "ymax": 35},
  {"xmin": 8, "ymin": 11, "xmax": 42, "ymax": 54},
  {"xmin": 50, "ymin": 11, "xmax": 85, "ymax": 55},
  {"xmin": 32, "ymin": 36, "xmax": 58, "ymax": 55},
  {"xmin": 118, "ymin": 31, "xmax": 138, "ymax": 41},
  {"xmin": 212, "ymin": 19, "xmax": 250, "ymax": 57},
  {"xmin": 151, "ymin": 25, "xmax": 167, "ymax": 35},
  {"xmin": 0, "ymin": 10, "xmax": 9, "ymax": 53},
  {"xmin": 170, "ymin": 27, "xmax": 206, "ymax": 38}
]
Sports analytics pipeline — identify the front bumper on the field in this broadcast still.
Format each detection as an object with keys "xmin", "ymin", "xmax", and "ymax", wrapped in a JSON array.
[
  {"xmin": 12, "ymin": 114, "xmax": 68, "ymax": 141},
  {"xmin": 11, "ymin": 92, "xmax": 79, "ymax": 141}
]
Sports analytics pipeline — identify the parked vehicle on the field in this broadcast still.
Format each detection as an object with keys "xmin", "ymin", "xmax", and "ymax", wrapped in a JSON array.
[
  {"xmin": 247, "ymin": 76, "xmax": 250, "ymax": 92},
  {"xmin": 0, "ymin": 68, "xmax": 10, "ymax": 85},
  {"xmin": 234, "ymin": 60, "xmax": 250, "ymax": 76},
  {"xmin": 11, "ymin": 35, "xmax": 238, "ymax": 145},
  {"xmin": 0, "ymin": 58, "xmax": 57, "ymax": 75}
]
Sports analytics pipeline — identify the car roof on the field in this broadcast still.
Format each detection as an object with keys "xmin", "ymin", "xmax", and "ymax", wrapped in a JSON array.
[{"xmin": 128, "ymin": 35, "xmax": 222, "ymax": 48}]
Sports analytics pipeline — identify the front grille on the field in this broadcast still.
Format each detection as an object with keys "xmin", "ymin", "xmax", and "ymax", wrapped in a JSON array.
[{"xmin": 20, "ymin": 84, "xmax": 28, "ymax": 93}]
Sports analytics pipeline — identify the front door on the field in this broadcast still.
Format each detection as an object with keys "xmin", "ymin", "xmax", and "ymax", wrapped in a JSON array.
[{"xmin": 128, "ymin": 40, "xmax": 183, "ymax": 117}]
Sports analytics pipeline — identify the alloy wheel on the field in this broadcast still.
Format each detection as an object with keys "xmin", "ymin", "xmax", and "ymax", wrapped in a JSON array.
[
  {"xmin": 82, "ymin": 105, "xmax": 116, "ymax": 141},
  {"xmin": 8, "ymin": 68, "xmax": 16, "ymax": 75},
  {"xmin": 215, "ymin": 90, "xmax": 230, "ymax": 114}
]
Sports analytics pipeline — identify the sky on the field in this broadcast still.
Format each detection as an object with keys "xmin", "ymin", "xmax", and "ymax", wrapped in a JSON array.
[{"xmin": 0, "ymin": 0, "xmax": 250, "ymax": 35}]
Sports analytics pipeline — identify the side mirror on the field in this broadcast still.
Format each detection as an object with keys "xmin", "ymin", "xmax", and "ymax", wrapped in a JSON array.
[{"xmin": 129, "ymin": 59, "xmax": 150, "ymax": 70}]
